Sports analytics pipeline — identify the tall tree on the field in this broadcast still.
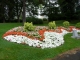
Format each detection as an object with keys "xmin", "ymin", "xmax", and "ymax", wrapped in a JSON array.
[
  {"xmin": 42, "ymin": 0, "xmax": 60, "ymax": 21},
  {"xmin": 22, "ymin": 0, "xmax": 26, "ymax": 24},
  {"xmin": 15, "ymin": 0, "xmax": 23, "ymax": 22},
  {"xmin": 0, "ymin": 0, "xmax": 23, "ymax": 23},
  {"xmin": 0, "ymin": 0, "xmax": 6, "ymax": 22},
  {"xmin": 58, "ymin": 0, "xmax": 78, "ymax": 20}
]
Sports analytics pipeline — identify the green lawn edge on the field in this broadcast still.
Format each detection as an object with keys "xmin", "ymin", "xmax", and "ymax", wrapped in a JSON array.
[{"xmin": 0, "ymin": 23, "xmax": 80, "ymax": 60}]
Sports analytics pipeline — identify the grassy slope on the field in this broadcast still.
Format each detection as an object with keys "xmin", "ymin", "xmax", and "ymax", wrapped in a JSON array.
[{"xmin": 0, "ymin": 22, "xmax": 80, "ymax": 60}]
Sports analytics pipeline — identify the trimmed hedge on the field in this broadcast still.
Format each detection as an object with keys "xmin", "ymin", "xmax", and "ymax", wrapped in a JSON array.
[{"xmin": 26, "ymin": 17, "xmax": 43, "ymax": 24}]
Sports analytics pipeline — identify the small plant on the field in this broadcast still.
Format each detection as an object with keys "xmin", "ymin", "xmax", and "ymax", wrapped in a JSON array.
[
  {"xmin": 63, "ymin": 21, "xmax": 70, "ymax": 28},
  {"xmin": 24, "ymin": 22, "xmax": 35, "ymax": 31},
  {"xmin": 48, "ymin": 21, "xmax": 56, "ymax": 29},
  {"xmin": 33, "ymin": 33, "xmax": 41, "ymax": 39},
  {"xmin": 75, "ymin": 22, "xmax": 80, "ymax": 28}
]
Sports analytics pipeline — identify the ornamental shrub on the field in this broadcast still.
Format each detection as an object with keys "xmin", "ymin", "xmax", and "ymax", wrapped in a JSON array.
[
  {"xmin": 75, "ymin": 22, "xmax": 80, "ymax": 28},
  {"xmin": 63, "ymin": 21, "xmax": 70, "ymax": 28},
  {"xmin": 48, "ymin": 21, "xmax": 56, "ymax": 29},
  {"xmin": 24, "ymin": 22, "xmax": 35, "ymax": 31}
]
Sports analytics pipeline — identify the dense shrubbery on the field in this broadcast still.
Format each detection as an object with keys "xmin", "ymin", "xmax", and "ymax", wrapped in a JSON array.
[
  {"xmin": 48, "ymin": 21, "xmax": 56, "ymax": 29},
  {"xmin": 75, "ymin": 22, "xmax": 80, "ymax": 28},
  {"xmin": 24, "ymin": 22, "xmax": 35, "ymax": 31},
  {"xmin": 63, "ymin": 21, "xmax": 70, "ymax": 28},
  {"xmin": 26, "ymin": 17, "xmax": 43, "ymax": 24}
]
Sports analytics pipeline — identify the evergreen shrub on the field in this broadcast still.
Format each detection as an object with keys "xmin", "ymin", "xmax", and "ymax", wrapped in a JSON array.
[{"xmin": 48, "ymin": 21, "xmax": 56, "ymax": 29}]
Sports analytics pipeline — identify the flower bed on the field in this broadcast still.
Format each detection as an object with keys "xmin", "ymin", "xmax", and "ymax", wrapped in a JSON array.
[{"xmin": 3, "ymin": 26, "xmax": 80, "ymax": 49}]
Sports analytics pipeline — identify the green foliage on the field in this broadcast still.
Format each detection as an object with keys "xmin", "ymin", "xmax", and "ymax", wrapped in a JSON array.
[
  {"xmin": 57, "ymin": 0, "xmax": 78, "ymax": 20},
  {"xmin": 26, "ymin": 17, "xmax": 43, "ymax": 24},
  {"xmin": 63, "ymin": 21, "xmax": 70, "ymax": 28},
  {"xmin": 24, "ymin": 22, "xmax": 35, "ymax": 31},
  {"xmin": 75, "ymin": 22, "xmax": 80, "ymax": 28},
  {"xmin": 0, "ymin": 0, "xmax": 23, "ymax": 22},
  {"xmin": 48, "ymin": 21, "xmax": 56, "ymax": 29},
  {"xmin": 1, "ymin": 23, "xmax": 80, "ymax": 60}
]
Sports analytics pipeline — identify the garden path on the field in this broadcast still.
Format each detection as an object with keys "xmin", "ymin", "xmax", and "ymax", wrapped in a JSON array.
[{"xmin": 52, "ymin": 48, "xmax": 80, "ymax": 60}]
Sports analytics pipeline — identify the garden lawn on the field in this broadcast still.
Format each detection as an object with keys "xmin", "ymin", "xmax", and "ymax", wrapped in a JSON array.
[{"xmin": 0, "ymin": 23, "xmax": 80, "ymax": 60}]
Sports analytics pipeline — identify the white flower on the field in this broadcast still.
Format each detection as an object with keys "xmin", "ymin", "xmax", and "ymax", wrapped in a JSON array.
[{"xmin": 3, "ymin": 28, "xmax": 80, "ymax": 49}]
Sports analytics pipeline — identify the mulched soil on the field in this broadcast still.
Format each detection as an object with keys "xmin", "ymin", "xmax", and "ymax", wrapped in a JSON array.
[{"xmin": 51, "ymin": 48, "xmax": 80, "ymax": 60}]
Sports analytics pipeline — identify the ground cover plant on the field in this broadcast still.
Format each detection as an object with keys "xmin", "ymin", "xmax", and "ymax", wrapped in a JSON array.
[{"xmin": 0, "ymin": 21, "xmax": 80, "ymax": 60}]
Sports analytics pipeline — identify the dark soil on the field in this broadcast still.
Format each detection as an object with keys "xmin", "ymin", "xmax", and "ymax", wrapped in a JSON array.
[{"xmin": 51, "ymin": 48, "xmax": 80, "ymax": 60}]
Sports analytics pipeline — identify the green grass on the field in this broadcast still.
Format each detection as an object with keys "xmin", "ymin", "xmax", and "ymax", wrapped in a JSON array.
[
  {"xmin": 0, "ymin": 22, "xmax": 80, "ymax": 60},
  {"xmin": 36, "ymin": 20, "xmax": 76, "ymax": 26}
]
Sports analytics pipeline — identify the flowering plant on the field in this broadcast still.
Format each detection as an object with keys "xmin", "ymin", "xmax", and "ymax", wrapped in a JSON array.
[
  {"xmin": 3, "ymin": 31, "xmax": 28, "ymax": 37},
  {"xmin": 3, "ymin": 31, "xmax": 65, "ymax": 49},
  {"xmin": 3, "ymin": 26, "xmax": 80, "ymax": 49}
]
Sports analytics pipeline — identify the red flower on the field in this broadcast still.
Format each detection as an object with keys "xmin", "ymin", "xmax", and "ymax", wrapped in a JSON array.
[
  {"xmin": 38, "ymin": 28, "xmax": 46, "ymax": 36},
  {"xmin": 3, "ymin": 31, "xmax": 28, "ymax": 38},
  {"xmin": 68, "ymin": 26, "xmax": 75, "ymax": 32}
]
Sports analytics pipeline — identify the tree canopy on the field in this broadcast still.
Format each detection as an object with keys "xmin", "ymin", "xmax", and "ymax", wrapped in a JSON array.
[{"xmin": 0, "ymin": 0, "xmax": 80, "ymax": 23}]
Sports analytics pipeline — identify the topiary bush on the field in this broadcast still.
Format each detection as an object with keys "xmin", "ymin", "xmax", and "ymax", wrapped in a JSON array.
[
  {"xmin": 48, "ymin": 21, "xmax": 56, "ymax": 29},
  {"xmin": 24, "ymin": 22, "xmax": 35, "ymax": 31},
  {"xmin": 63, "ymin": 21, "xmax": 70, "ymax": 28},
  {"xmin": 75, "ymin": 22, "xmax": 80, "ymax": 28}
]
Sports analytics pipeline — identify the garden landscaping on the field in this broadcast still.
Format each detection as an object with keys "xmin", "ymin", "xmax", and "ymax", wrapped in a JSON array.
[
  {"xmin": 0, "ymin": 21, "xmax": 80, "ymax": 60},
  {"xmin": 3, "ymin": 21, "xmax": 80, "ymax": 49},
  {"xmin": 3, "ymin": 25, "xmax": 80, "ymax": 49}
]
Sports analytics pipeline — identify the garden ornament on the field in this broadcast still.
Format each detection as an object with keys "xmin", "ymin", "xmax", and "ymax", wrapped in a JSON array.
[{"xmin": 71, "ymin": 28, "xmax": 80, "ymax": 39}]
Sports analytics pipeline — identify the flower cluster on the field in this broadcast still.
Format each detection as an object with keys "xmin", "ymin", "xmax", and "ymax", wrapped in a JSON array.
[
  {"xmin": 3, "ymin": 31, "xmax": 28, "ymax": 37},
  {"xmin": 3, "ymin": 26, "xmax": 80, "ymax": 49},
  {"xmin": 41, "ymin": 31, "xmax": 65, "ymax": 48},
  {"xmin": 4, "ymin": 30, "xmax": 66, "ymax": 49}
]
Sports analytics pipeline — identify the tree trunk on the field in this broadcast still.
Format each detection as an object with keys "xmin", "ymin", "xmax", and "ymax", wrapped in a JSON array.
[{"xmin": 22, "ymin": 0, "xmax": 26, "ymax": 24}]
